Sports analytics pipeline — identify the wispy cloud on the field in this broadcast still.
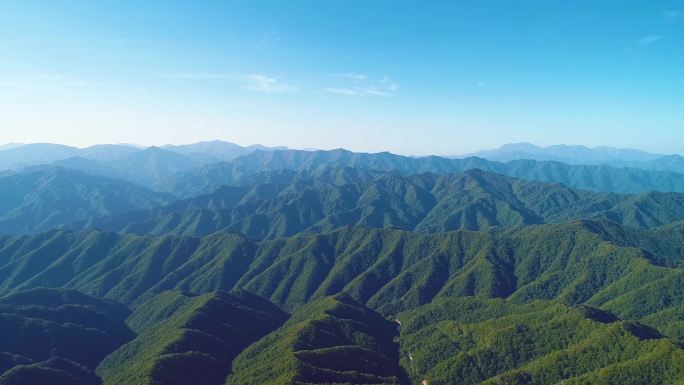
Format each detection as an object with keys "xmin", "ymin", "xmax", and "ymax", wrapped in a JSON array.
[
  {"xmin": 162, "ymin": 73, "xmax": 233, "ymax": 80},
  {"xmin": 326, "ymin": 87, "xmax": 358, "ymax": 95},
  {"xmin": 636, "ymin": 34, "xmax": 661, "ymax": 47},
  {"xmin": 663, "ymin": 9, "xmax": 681, "ymax": 22},
  {"xmin": 334, "ymin": 72, "xmax": 368, "ymax": 80},
  {"xmin": 245, "ymin": 74, "xmax": 297, "ymax": 93},
  {"xmin": 380, "ymin": 76, "xmax": 398, "ymax": 92},
  {"xmin": 326, "ymin": 74, "xmax": 398, "ymax": 97}
]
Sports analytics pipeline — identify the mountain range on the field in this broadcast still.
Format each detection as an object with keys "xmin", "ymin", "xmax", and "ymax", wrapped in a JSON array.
[
  {"xmin": 6, "ymin": 143, "xmax": 684, "ymax": 196},
  {"xmin": 465, "ymin": 142, "xmax": 684, "ymax": 174},
  {"xmin": 0, "ymin": 141, "xmax": 682, "ymax": 385},
  {"xmin": 68, "ymin": 168, "xmax": 684, "ymax": 240},
  {"xmin": 0, "ymin": 219, "xmax": 682, "ymax": 384}
]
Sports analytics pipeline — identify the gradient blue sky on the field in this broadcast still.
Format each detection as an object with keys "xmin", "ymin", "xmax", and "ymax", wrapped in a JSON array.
[{"xmin": 0, "ymin": 0, "xmax": 682, "ymax": 155}]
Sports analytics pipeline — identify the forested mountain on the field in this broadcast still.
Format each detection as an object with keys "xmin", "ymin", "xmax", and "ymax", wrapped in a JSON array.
[
  {"xmin": 0, "ymin": 288, "xmax": 134, "ymax": 384},
  {"xmin": 227, "ymin": 294, "xmax": 407, "ymax": 385},
  {"xmin": 222, "ymin": 149, "xmax": 684, "ymax": 194},
  {"xmin": 98, "ymin": 290, "xmax": 287, "ymax": 385},
  {"xmin": 0, "ymin": 220, "xmax": 681, "ymax": 384},
  {"xmin": 73, "ymin": 169, "xmax": 684, "ymax": 240},
  {"xmin": 1, "ymin": 142, "xmax": 684, "ymax": 384},
  {"xmin": 398, "ymin": 297, "xmax": 683, "ymax": 385},
  {"xmin": 7, "ymin": 144, "xmax": 684, "ymax": 196},
  {"xmin": 0, "ymin": 167, "xmax": 174, "ymax": 234},
  {"xmin": 0, "ymin": 221, "xmax": 681, "ymax": 330}
]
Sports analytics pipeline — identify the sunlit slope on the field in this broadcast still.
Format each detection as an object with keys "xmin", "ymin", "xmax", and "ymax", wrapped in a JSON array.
[
  {"xmin": 397, "ymin": 297, "xmax": 683, "ymax": 385},
  {"xmin": 227, "ymin": 294, "xmax": 408, "ymax": 385},
  {"xmin": 98, "ymin": 290, "xmax": 287, "ymax": 385}
]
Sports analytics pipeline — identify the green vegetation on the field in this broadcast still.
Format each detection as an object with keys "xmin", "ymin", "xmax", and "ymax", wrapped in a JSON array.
[
  {"xmin": 229, "ymin": 149, "xmax": 684, "ymax": 194},
  {"xmin": 227, "ymin": 294, "xmax": 407, "ymax": 385},
  {"xmin": 0, "ymin": 221, "xmax": 681, "ymax": 334},
  {"xmin": 75, "ymin": 169, "xmax": 684, "ymax": 240},
  {"xmin": 0, "ymin": 156, "xmax": 683, "ymax": 384},
  {"xmin": 0, "ymin": 358, "xmax": 102, "ymax": 385},
  {"xmin": 0, "ymin": 288, "xmax": 134, "ymax": 384},
  {"xmin": 0, "ymin": 166, "xmax": 174, "ymax": 234},
  {"xmin": 97, "ymin": 290, "xmax": 286, "ymax": 385},
  {"xmin": 396, "ymin": 297, "xmax": 684, "ymax": 385}
]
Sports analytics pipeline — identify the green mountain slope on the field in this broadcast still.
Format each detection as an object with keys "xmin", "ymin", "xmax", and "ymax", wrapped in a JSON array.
[
  {"xmin": 0, "ymin": 221, "xmax": 681, "ymax": 335},
  {"xmin": 0, "ymin": 358, "xmax": 103, "ymax": 385},
  {"xmin": 396, "ymin": 297, "xmax": 683, "ymax": 385},
  {"xmin": 98, "ymin": 290, "xmax": 287, "ymax": 385},
  {"xmin": 226, "ymin": 294, "xmax": 408, "ymax": 385},
  {"xmin": 0, "ymin": 288, "xmax": 134, "ymax": 384},
  {"xmin": 0, "ymin": 223, "xmax": 681, "ymax": 383},
  {"xmin": 74, "ymin": 169, "xmax": 684, "ymax": 240},
  {"xmin": 0, "ymin": 166, "xmax": 174, "ymax": 234}
]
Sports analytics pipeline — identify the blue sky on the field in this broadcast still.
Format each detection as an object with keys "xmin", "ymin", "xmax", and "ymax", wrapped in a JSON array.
[{"xmin": 0, "ymin": 0, "xmax": 682, "ymax": 155}]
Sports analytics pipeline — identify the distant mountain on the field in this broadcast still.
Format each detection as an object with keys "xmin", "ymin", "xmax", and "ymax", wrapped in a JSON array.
[
  {"xmin": 79, "ymin": 144, "xmax": 141, "ymax": 161},
  {"xmin": 463, "ymin": 142, "xmax": 662, "ymax": 164},
  {"xmin": 162, "ymin": 140, "xmax": 287, "ymax": 161},
  {"xmin": 53, "ymin": 147, "xmax": 205, "ymax": 190},
  {"xmin": 72, "ymin": 169, "xmax": 684, "ymax": 240},
  {"xmin": 0, "ymin": 143, "xmax": 82, "ymax": 170},
  {"xmin": 0, "ymin": 143, "xmax": 23, "ymax": 151},
  {"xmin": 0, "ymin": 288, "xmax": 134, "ymax": 384},
  {"xmin": 224, "ymin": 148, "xmax": 684, "ymax": 194},
  {"xmin": 464, "ymin": 142, "xmax": 684, "ymax": 175},
  {"xmin": 1, "ymin": 141, "xmax": 290, "ymax": 191},
  {"xmin": 0, "ymin": 166, "xmax": 174, "ymax": 234},
  {"xmin": 8, "ymin": 143, "xmax": 684, "ymax": 196}
]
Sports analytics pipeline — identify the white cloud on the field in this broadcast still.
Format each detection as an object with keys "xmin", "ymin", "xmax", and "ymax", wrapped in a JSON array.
[
  {"xmin": 162, "ymin": 73, "xmax": 233, "ymax": 80},
  {"xmin": 327, "ymin": 74, "xmax": 398, "ymax": 96},
  {"xmin": 636, "ymin": 35, "xmax": 661, "ymax": 46},
  {"xmin": 663, "ymin": 10, "xmax": 681, "ymax": 22},
  {"xmin": 326, "ymin": 87, "xmax": 358, "ymax": 95},
  {"xmin": 359, "ymin": 86, "xmax": 390, "ymax": 96},
  {"xmin": 245, "ymin": 74, "xmax": 297, "ymax": 93},
  {"xmin": 335, "ymin": 72, "xmax": 368, "ymax": 80},
  {"xmin": 380, "ymin": 76, "xmax": 399, "ymax": 92}
]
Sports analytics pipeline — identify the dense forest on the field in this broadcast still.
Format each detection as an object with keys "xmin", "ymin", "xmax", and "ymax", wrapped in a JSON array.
[{"xmin": 0, "ymin": 144, "xmax": 682, "ymax": 384}]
